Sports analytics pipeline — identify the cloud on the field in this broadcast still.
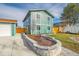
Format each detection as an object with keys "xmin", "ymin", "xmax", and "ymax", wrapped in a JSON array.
[
  {"xmin": 49, "ymin": 7, "xmax": 63, "ymax": 17},
  {"xmin": 0, "ymin": 4, "xmax": 27, "ymax": 27},
  {"xmin": 9, "ymin": 3, "xmax": 53, "ymax": 9},
  {"xmin": 0, "ymin": 3, "xmax": 67, "ymax": 27},
  {"xmin": 49, "ymin": 4, "xmax": 67, "ymax": 17},
  {"xmin": 13, "ymin": 3, "xmax": 67, "ymax": 17}
]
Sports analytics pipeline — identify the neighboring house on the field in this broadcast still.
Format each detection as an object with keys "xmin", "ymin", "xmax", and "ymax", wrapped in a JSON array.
[
  {"xmin": 53, "ymin": 23, "xmax": 60, "ymax": 34},
  {"xmin": 53, "ymin": 26, "xmax": 59, "ymax": 34},
  {"xmin": 0, "ymin": 19, "xmax": 17, "ymax": 36},
  {"xmin": 23, "ymin": 10, "xmax": 54, "ymax": 35},
  {"xmin": 62, "ymin": 20, "xmax": 79, "ymax": 33},
  {"xmin": 53, "ymin": 22, "xmax": 65, "ymax": 34},
  {"xmin": 63, "ymin": 24, "xmax": 79, "ymax": 33}
]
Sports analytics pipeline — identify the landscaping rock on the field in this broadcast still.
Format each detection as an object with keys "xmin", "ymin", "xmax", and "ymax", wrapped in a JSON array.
[{"xmin": 22, "ymin": 34, "xmax": 62, "ymax": 56}]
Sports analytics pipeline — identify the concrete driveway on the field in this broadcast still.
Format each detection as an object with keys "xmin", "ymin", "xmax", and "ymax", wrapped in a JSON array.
[
  {"xmin": 0, "ymin": 34, "xmax": 37, "ymax": 56},
  {"xmin": 0, "ymin": 34, "xmax": 78, "ymax": 56}
]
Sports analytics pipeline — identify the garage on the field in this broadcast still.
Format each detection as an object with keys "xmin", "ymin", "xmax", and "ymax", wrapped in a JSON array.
[
  {"xmin": 0, "ymin": 19, "xmax": 17, "ymax": 36},
  {"xmin": 0, "ymin": 24, "xmax": 11, "ymax": 36}
]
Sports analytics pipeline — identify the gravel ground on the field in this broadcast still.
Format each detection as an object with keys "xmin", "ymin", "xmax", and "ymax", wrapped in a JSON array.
[
  {"xmin": 0, "ymin": 34, "xmax": 79, "ymax": 56},
  {"xmin": 60, "ymin": 47, "xmax": 79, "ymax": 56}
]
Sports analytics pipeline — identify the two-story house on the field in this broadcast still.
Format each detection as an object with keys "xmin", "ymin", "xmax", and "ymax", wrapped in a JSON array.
[{"xmin": 23, "ymin": 10, "xmax": 54, "ymax": 35}]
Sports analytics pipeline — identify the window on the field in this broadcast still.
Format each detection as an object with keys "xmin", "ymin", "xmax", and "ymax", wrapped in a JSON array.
[
  {"xmin": 37, "ymin": 25, "xmax": 40, "ymax": 30},
  {"xmin": 48, "ymin": 26, "xmax": 50, "ymax": 30},
  {"xmin": 37, "ymin": 14, "xmax": 40, "ymax": 19},
  {"xmin": 48, "ymin": 17, "xmax": 50, "ymax": 24}
]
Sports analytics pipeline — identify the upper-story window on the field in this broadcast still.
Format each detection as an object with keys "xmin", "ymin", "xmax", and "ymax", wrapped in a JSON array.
[
  {"xmin": 37, "ymin": 25, "xmax": 40, "ymax": 30},
  {"xmin": 48, "ymin": 26, "xmax": 50, "ymax": 30},
  {"xmin": 48, "ymin": 17, "xmax": 50, "ymax": 24},
  {"xmin": 37, "ymin": 14, "xmax": 40, "ymax": 19}
]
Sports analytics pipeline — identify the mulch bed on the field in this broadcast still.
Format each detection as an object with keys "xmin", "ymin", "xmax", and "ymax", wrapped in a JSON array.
[{"xmin": 27, "ymin": 35, "xmax": 55, "ymax": 46}]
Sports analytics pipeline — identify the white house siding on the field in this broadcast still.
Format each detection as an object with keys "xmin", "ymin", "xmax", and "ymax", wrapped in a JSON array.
[
  {"xmin": 63, "ymin": 23, "xmax": 79, "ymax": 33},
  {"xmin": 0, "ymin": 24, "xmax": 11, "ymax": 36},
  {"xmin": 0, "ymin": 23, "xmax": 16, "ymax": 36}
]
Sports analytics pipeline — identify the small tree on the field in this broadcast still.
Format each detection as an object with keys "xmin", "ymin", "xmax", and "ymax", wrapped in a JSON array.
[{"xmin": 61, "ymin": 3, "xmax": 79, "ymax": 33}]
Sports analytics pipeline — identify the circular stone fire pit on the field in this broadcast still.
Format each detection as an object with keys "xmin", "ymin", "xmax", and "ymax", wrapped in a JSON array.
[{"xmin": 22, "ymin": 34, "xmax": 62, "ymax": 56}]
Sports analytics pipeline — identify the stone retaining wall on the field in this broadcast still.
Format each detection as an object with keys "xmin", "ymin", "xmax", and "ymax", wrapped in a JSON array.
[{"xmin": 22, "ymin": 34, "xmax": 62, "ymax": 56}]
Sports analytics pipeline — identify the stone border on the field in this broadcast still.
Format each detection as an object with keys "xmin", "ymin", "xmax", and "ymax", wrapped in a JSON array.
[{"xmin": 22, "ymin": 34, "xmax": 62, "ymax": 56}]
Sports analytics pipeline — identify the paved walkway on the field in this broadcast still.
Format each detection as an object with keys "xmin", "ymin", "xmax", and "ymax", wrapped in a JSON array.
[
  {"xmin": 60, "ymin": 47, "xmax": 79, "ymax": 56},
  {"xmin": 0, "ymin": 34, "xmax": 37, "ymax": 56},
  {"xmin": 0, "ymin": 34, "xmax": 79, "ymax": 56}
]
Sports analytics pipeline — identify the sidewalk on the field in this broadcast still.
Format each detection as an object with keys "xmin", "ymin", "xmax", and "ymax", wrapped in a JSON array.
[
  {"xmin": 0, "ymin": 34, "xmax": 37, "ymax": 56},
  {"xmin": 60, "ymin": 47, "xmax": 79, "ymax": 56},
  {"xmin": 11, "ymin": 34, "xmax": 37, "ymax": 56}
]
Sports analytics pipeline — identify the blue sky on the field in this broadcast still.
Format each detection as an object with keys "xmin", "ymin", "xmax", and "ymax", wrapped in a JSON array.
[{"xmin": 0, "ymin": 3, "xmax": 67, "ymax": 27}]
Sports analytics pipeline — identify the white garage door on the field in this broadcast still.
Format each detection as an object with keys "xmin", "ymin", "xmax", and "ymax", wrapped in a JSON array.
[{"xmin": 0, "ymin": 24, "xmax": 11, "ymax": 36}]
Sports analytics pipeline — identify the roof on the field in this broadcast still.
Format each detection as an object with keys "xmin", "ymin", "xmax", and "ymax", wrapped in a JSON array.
[
  {"xmin": 23, "ymin": 10, "xmax": 54, "ymax": 22},
  {"xmin": 0, "ymin": 18, "xmax": 17, "ymax": 23},
  {"xmin": 54, "ymin": 22, "xmax": 66, "ymax": 27}
]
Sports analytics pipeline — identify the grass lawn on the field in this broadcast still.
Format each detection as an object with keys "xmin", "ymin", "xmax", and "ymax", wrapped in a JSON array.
[{"xmin": 49, "ymin": 33, "xmax": 79, "ymax": 53}]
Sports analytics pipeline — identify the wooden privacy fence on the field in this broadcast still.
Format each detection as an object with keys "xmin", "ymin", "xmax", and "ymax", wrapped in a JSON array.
[
  {"xmin": 53, "ymin": 27, "xmax": 59, "ymax": 34},
  {"xmin": 16, "ymin": 28, "xmax": 26, "ymax": 33}
]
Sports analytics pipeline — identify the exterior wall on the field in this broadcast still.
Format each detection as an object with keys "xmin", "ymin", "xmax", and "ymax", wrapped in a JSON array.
[
  {"xmin": 63, "ymin": 23, "xmax": 79, "ymax": 33},
  {"xmin": 30, "ymin": 11, "xmax": 53, "ymax": 35},
  {"xmin": 23, "ymin": 16, "xmax": 31, "ymax": 34},
  {"xmin": 0, "ymin": 23, "xmax": 11, "ymax": 36},
  {"xmin": 59, "ymin": 26, "xmax": 64, "ymax": 32},
  {"xmin": 0, "ymin": 23, "xmax": 16, "ymax": 36},
  {"xmin": 11, "ymin": 23, "xmax": 16, "ymax": 36}
]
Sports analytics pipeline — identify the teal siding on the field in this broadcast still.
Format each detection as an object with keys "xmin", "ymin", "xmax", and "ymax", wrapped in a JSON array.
[
  {"xmin": 30, "ymin": 11, "xmax": 53, "ymax": 35},
  {"xmin": 23, "ymin": 11, "xmax": 53, "ymax": 35},
  {"xmin": 11, "ymin": 24, "xmax": 16, "ymax": 36}
]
